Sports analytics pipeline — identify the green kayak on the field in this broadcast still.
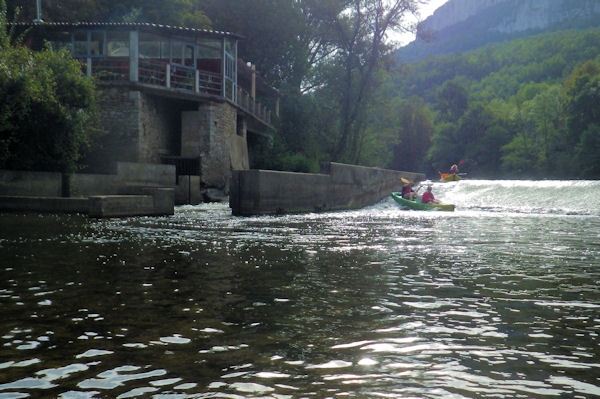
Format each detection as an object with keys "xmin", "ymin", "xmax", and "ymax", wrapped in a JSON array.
[{"xmin": 391, "ymin": 192, "xmax": 455, "ymax": 212}]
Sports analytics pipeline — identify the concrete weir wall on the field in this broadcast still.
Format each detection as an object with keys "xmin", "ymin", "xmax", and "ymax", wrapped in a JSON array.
[{"xmin": 230, "ymin": 162, "xmax": 425, "ymax": 216}]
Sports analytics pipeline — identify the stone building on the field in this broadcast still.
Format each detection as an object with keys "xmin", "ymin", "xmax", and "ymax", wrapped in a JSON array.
[{"xmin": 20, "ymin": 22, "xmax": 278, "ymax": 203}]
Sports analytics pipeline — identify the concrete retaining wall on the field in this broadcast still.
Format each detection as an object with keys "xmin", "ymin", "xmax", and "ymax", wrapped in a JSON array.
[
  {"xmin": 0, "ymin": 162, "xmax": 175, "ymax": 197},
  {"xmin": 0, "ymin": 162, "xmax": 175, "ymax": 217},
  {"xmin": 230, "ymin": 162, "xmax": 425, "ymax": 216},
  {"xmin": 0, "ymin": 170, "xmax": 62, "ymax": 197}
]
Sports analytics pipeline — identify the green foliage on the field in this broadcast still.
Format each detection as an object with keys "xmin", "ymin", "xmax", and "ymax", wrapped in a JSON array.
[
  {"xmin": 575, "ymin": 124, "xmax": 600, "ymax": 178},
  {"xmin": 387, "ymin": 27, "xmax": 600, "ymax": 178},
  {"xmin": 391, "ymin": 98, "xmax": 433, "ymax": 172},
  {"xmin": 435, "ymin": 80, "xmax": 468, "ymax": 123},
  {"xmin": 5, "ymin": 0, "xmax": 211, "ymax": 28},
  {"xmin": 200, "ymin": 0, "xmax": 309, "ymax": 87},
  {"xmin": 0, "ymin": 2, "xmax": 96, "ymax": 173}
]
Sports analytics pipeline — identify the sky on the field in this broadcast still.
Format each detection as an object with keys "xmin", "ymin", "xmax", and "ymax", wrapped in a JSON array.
[{"xmin": 390, "ymin": 0, "xmax": 450, "ymax": 45}]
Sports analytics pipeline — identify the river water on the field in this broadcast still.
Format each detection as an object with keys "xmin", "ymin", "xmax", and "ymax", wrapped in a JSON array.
[{"xmin": 1, "ymin": 180, "xmax": 599, "ymax": 398}]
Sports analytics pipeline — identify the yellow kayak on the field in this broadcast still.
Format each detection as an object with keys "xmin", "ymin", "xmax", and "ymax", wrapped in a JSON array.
[{"xmin": 440, "ymin": 173, "xmax": 461, "ymax": 182}]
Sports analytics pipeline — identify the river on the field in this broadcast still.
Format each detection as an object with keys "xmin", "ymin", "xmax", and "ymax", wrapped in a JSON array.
[{"xmin": 1, "ymin": 180, "xmax": 599, "ymax": 398}]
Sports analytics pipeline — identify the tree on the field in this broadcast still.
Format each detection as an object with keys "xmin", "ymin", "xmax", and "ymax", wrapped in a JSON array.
[
  {"xmin": 326, "ymin": 0, "xmax": 419, "ymax": 163},
  {"xmin": 0, "ymin": 0, "xmax": 97, "ymax": 173},
  {"xmin": 575, "ymin": 124, "xmax": 600, "ymax": 178},
  {"xmin": 435, "ymin": 80, "xmax": 469, "ymax": 123},
  {"xmin": 391, "ymin": 98, "xmax": 433, "ymax": 172},
  {"xmin": 564, "ymin": 61, "xmax": 600, "ymax": 140},
  {"xmin": 200, "ymin": 0, "xmax": 308, "ymax": 88},
  {"xmin": 5, "ymin": 0, "xmax": 211, "ymax": 28}
]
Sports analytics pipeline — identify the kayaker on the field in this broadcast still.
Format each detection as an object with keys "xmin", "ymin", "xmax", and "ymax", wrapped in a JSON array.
[
  {"xmin": 421, "ymin": 185, "xmax": 439, "ymax": 204},
  {"xmin": 450, "ymin": 164, "xmax": 459, "ymax": 174},
  {"xmin": 402, "ymin": 182, "xmax": 421, "ymax": 200}
]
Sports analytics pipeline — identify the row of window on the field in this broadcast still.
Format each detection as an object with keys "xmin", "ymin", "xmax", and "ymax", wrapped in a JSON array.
[{"xmin": 49, "ymin": 30, "xmax": 233, "ymax": 69}]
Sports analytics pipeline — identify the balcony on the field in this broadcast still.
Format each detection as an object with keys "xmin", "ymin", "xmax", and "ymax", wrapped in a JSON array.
[{"xmin": 83, "ymin": 56, "xmax": 273, "ymax": 127}]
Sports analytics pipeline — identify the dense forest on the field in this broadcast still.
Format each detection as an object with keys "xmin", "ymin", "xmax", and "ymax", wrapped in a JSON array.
[
  {"xmin": 2, "ymin": 0, "xmax": 600, "ymax": 179},
  {"xmin": 386, "ymin": 28, "xmax": 600, "ymax": 178}
]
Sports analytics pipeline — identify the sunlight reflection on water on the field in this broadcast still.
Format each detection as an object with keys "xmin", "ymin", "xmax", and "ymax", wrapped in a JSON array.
[{"xmin": 1, "ymin": 182, "xmax": 600, "ymax": 398}]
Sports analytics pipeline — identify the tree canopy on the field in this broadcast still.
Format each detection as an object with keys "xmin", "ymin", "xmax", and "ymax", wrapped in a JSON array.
[{"xmin": 0, "ymin": 0, "xmax": 97, "ymax": 173}]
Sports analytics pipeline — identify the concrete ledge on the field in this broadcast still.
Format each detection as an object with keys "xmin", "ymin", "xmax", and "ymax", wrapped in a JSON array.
[
  {"xmin": 0, "ymin": 170, "xmax": 62, "ymax": 197},
  {"xmin": 230, "ymin": 163, "xmax": 426, "ymax": 216},
  {"xmin": 0, "ymin": 191, "xmax": 174, "ymax": 218},
  {"xmin": 88, "ymin": 195, "xmax": 155, "ymax": 217},
  {"xmin": 0, "ymin": 196, "xmax": 89, "ymax": 214},
  {"xmin": 0, "ymin": 162, "xmax": 176, "ymax": 217}
]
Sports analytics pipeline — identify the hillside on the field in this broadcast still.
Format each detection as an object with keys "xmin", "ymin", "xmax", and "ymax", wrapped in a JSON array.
[
  {"xmin": 392, "ymin": 27, "xmax": 600, "ymax": 103},
  {"xmin": 396, "ymin": 0, "xmax": 600, "ymax": 63},
  {"xmin": 385, "ymin": 25, "xmax": 600, "ymax": 179}
]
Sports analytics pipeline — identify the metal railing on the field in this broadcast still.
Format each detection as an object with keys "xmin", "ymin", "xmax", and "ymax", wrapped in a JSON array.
[
  {"xmin": 81, "ymin": 57, "xmax": 271, "ymax": 124},
  {"xmin": 139, "ymin": 58, "xmax": 168, "ymax": 86},
  {"xmin": 237, "ymin": 87, "xmax": 271, "ymax": 124},
  {"xmin": 92, "ymin": 57, "xmax": 129, "ymax": 81}
]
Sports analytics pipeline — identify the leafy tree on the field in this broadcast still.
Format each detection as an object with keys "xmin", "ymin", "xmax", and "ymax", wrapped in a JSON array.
[
  {"xmin": 200, "ymin": 0, "xmax": 308, "ymax": 88},
  {"xmin": 426, "ymin": 122, "xmax": 461, "ymax": 175},
  {"xmin": 5, "ymin": 0, "xmax": 211, "ymax": 28},
  {"xmin": 501, "ymin": 134, "xmax": 540, "ymax": 176},
  {"xmin": 391, "ymin": 98, "xmax": 433, "ymax": 172},
  {"xmin": 326, "ymin": 0, "xmax": 419, "ymax": 163},
  {"xmin": 435, "ymin": 80, "xmax": 468, "ymax": 123},
  {"xmin": 0, "ymin": 0, "xmax": 96, "ymax": 173},
  {"xmin": 564, "ymin": 60, "xmax": 600, "ymax": 141},
  {"xmin": 575, "ymin": 124, "xmax": 600, "ymax": 178}
]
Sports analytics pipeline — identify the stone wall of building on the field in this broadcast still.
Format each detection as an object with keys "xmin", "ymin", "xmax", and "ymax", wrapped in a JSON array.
[
  {"xmin": 181, "ymin": 102, "xmax": 248, "ymax": 194},
  {"xmin": 86, "ymin": 88, "xmax": 182, "ymax": 173},
  {"xmin": 89, "ymin": 86, "xmax": 250, "ymax": 199},
  {"xmin": 86, "ymin": 88, "xmax": 141, "ymax": 173},
  {"xmin": 139, "ymin": 94, "xmax": 181, "ymax": 164}
]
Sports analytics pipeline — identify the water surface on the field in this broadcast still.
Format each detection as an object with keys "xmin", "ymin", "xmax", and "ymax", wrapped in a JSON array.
[{"xmin": 1, "ymin": 180, "xmax": 599, "ymax": 398}]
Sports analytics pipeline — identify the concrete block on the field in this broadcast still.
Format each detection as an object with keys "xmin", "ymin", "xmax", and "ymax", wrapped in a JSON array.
[
  {"xmin": 70, "ymin": 173, "xmax": 122, "ymax": 196},
  {"xmin": 140, "ymin": 187, "xmax": 174, "ymax": 215},
  {"xmin": 117, "ymin": 162, "xmax": 176, "ymax": 186},
  {"xmin": 0, "ymin": 196, "xmax": 88, "ymax": 214},
  {"xmin": 0, "ymin": 170, "xmax": 62, "ymax": 197},
  {"xmin": 88, "ymin": 195, "xmax": 154, "ymax": 217},
  {"xmin": 175, "ymin": 175, "xmax": 202, "ymax": 205}
]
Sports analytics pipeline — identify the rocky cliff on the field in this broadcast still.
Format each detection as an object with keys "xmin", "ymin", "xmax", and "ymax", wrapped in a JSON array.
[{"xmin": 398, "ymin": 0, "xmax": 600, "ymax": 63}]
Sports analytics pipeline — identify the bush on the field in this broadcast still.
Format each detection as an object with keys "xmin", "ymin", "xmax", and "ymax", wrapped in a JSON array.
[{"xmin": 0, "ymin": 2, "xmax": 96, "ymax": 173}]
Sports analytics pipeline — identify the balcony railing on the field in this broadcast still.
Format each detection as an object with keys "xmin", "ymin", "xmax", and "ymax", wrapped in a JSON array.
[
  {"xmin": 237, "ymin": 87, "xmax": 271, "ymax": 125},
  {"xmin": 81, "ymin": 57, "xmax": 271, "ymax": 125}
]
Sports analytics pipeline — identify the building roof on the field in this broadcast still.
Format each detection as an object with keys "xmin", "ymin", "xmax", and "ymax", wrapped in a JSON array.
[{"xmin": 12, "ymin": 21, "xmax": 244, "ymax": 40}]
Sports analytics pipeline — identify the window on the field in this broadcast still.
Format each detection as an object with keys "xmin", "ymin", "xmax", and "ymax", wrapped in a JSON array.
[
  {"xmin": 184, "ymin": 44, "xmax": 194, "ymax": 67},
  {"xmin": 171, "ymin": 40, "xmax": 195, "ymax": 67},
  {"xmin": 72, "ymin": 31, "xmax": 106, "ymax": 57},
  {"xmin": 139, "ymin": 33, "xmax": 169, "ymax": 59},
  {"xmin": 107, "ymin": 31, "xmax": 129, "ymax": 57},
  {"xmin": 90, "ymin": 31, "xmax": 105, "ymax": 56},
  {"xmin": 73, "ymin": 31, "xmax": 87, "ymax": 56},
  {"xmin": 48, "ymin": 31, "xmax": 72, "ymax": 52}
]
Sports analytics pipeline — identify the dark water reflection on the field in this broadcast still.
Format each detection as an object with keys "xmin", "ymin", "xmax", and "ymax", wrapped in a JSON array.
[{"xmin": 1, "ymin": 194, "xmax": 600, "ymax": 398}]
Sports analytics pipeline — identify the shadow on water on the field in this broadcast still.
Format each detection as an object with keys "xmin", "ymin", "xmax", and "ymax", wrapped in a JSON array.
[{"xmin": 1, "ymin": 180, "xmax": 600, "ymax": 398}]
